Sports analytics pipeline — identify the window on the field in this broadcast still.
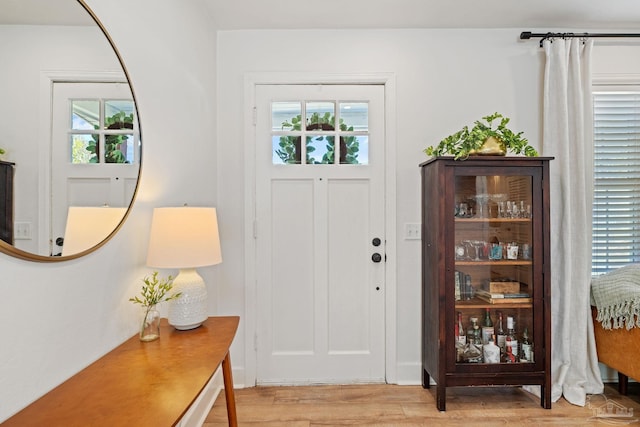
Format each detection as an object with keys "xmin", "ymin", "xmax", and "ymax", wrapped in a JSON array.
[
  {"xmin": 270, "ymin": 100, "xmax": 369, "ymax": 165},
  {"xmin": 592, "ymin": 89, "xmax": 640, "ymax": 275}
]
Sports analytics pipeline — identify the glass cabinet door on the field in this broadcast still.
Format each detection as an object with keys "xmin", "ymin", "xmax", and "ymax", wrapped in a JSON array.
[{"xmin": 451, "ymin": 173, "xmax": 537, "ymax": 366}]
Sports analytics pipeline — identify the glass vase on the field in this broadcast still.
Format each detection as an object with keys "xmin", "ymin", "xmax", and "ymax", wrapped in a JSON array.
[{"xmin": 140, "ymin": 305, "xmax": 160, "ymax": 342}]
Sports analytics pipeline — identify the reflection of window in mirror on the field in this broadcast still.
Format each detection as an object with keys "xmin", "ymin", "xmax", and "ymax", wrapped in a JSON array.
[{"xmin": 71, "ymin": 99, "xmax": 137, "ymax": 164}]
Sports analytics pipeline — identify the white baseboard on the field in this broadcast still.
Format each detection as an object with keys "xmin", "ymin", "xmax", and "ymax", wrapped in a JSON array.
[{"xmin": 394, "ymin": 362, "xmax": 422, "ymax": 385}]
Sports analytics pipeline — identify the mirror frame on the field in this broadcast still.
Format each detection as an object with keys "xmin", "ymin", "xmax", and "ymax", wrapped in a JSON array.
[{"xmin": 0, "ymin": 0, "xmax": 142, "ymax": 262}]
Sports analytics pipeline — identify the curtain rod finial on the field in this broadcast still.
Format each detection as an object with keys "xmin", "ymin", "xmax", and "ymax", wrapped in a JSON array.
[{"xmin": 520, "ymin": 31, "xmax": 533, "ymax": 39}]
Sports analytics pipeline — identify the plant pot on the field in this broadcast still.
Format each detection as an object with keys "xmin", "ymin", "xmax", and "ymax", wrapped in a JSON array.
[
  {"xmin": 140, "ymin": 305, "xmax": 160, "ymax": 342},
  {"xmin": 469, "ymin": 136, "xmax": 506, "ymax": 156}
]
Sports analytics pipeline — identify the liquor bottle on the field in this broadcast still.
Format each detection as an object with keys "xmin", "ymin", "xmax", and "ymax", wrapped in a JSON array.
[
  {"xmin": 455, "ymin": 311, "xmax": 466, "ymax": 362},
  {"xmin": 495, "ymin": 311, "xmax": 506, "ymax": 353},
  {"xmin": 520, "ymin": 327, "xmax": 532, "ymax": 362},
  {"xmin": 456, "ymin": 311, "xmax": 466, "ymax": 345},
  {"xmin": 505, "ymin": 316, "xmax": 518, "ymax": 363},
  {"xmin": 483, "ymin": 336, "xmax": 500, "ymax": 363},
  {"xmin": 481, "ymin": 308, "xmax": 494, "ymax": 344},
  {"xmin": 505, "ymin": 334, "xmax": 516, "ymax": 363},
  {"xmin": 472, "ymin": 317, "xmax": 482, "ymax": 346},
  {"xmin": 464, "ymin": 274, "xmax": 473, "ymax": 300},
  {"xmin": 466, "ymin": 317, "xmax": 477, "ymax": 345},
  {"xmin": 465, "ymin": 317, "xmax": 483, "ymax": 363},
  {"xmin": 466, "ymin": 317, "xmax": 482, "ymax": 345}
]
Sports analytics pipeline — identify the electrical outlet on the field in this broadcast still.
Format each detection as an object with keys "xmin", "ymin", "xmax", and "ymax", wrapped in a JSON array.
[
  {"xmin": 404, "ymin": 223, "xmax": 421, "ymax": 240},
  {"xmin": 14, "ymin": 222, "xmax": 32, "ymax": 240}
]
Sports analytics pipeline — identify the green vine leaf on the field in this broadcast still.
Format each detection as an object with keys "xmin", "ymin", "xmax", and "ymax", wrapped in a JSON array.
[{"xmin": 423, "ymin": 112, "xmax": 538, "ymax": 160}]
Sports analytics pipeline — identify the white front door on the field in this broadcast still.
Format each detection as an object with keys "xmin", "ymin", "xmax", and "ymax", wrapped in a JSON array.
[
  {"xmin": 255, "ymin": 84, "xmax": 386, "ymax": 384},
  {"xmin": 50, "ymin": 82, "xmax": 139, "ymax": 255}
]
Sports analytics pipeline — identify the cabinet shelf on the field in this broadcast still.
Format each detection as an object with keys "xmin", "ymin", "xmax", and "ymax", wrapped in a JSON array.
[
  {"xmin": 420, "ymin": 156, "xmax": 552, "ymax": 412},
  {"xmin": 455, "ymin": 260, "xmax": 532, "ymax": 267},
  {"xmin": 455, "ymin": 298, "xmax": 533, "ymax": 309},
  {"xmin": 456, "ymin": 360, "xmax": 535, "ymax": 366},
  {"xmin": 455, "ymin": 217, "xmax": 531, "ymax": 223}
]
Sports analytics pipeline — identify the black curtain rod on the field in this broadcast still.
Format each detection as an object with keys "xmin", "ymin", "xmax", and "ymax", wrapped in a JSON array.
[{"xmin": 520, "ymin": 31, "xmax": 640, "ymax": 47}]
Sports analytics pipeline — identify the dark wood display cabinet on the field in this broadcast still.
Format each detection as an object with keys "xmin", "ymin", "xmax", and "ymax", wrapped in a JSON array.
[
  {"xmin": 0, "ymin": 160, "xmax": 15, "ymax": 245},
  {"xmin": 420, "ymin": 156, "xmax": 552, "ymax": 411}
]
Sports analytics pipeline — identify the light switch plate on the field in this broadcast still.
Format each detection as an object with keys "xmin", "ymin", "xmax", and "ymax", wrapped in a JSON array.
[
  {"xmin": 14, "ymin": 221, "xmax": 33, "ymax": 240},
  {"xmin": 404, "ymin": 223, "xmax": 421, "ymax": 240}
]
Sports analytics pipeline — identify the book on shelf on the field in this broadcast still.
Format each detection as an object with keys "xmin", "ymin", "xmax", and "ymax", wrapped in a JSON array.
[
  {"xmin": 455, "ymin": 270, "xmax": 473, "ymax": 301},
  {"xmin": 481, "ymin": 279, "xmax": 521, "ymax": 294},
  {"xmin": 475, "ymin": 289, "xmax": 532, "ymax": 304}
]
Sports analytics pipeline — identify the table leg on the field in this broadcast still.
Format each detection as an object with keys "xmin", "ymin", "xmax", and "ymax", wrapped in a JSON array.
[{"xmin": 222, "ymin": 351, "xmax": 238, "ymax": 427}]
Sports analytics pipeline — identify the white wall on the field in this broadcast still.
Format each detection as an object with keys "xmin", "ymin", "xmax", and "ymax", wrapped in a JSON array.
[
  {"xmin": 2, "ymin": 5, "xmax": 640, "ymax": 421},
  {"xmin": 0, "ymin": 0, "xmax": 218, "ymax": 422}
]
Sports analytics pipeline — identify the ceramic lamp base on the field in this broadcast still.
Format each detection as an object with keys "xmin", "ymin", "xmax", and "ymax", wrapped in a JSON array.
[{"xmin": 168, "ymin": 268, "xmax": 208, "ymax": 330}]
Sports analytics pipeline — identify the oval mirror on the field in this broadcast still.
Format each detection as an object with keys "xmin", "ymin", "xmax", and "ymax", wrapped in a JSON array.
[{"xmin": 0, "ymin": 0, "xmax": 141, "ymax": 261}]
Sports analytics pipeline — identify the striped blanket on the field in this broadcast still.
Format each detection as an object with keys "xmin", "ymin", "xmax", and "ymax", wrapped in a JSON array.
[{"xmin": 591, "ymin": 263, "xmax": 640, "ymax": 330}]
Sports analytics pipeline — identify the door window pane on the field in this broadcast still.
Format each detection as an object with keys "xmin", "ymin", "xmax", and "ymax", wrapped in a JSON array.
[
  {"xmin": 104, "ymin": 100, "xmax": 135, "ymax": 130},
  {"xmin": 72, "ymin": 100, "xmax": 99, "ymax": 130},
  {"xmin": 341, "ymin": 135, "xmax": 368, "ymax": 165},
  {"xmin": 272, "ymin": 102, "xmax": 302, "ymax": 131},
  {"xmin": 71, "ymin": 134, "xmax": 98, "ymax": 164},
  {"xmin": 340, "ymin": 102, "xmax": 368, "ymax": 131},
  {"xmin": 307, "ymin": 135, "xmax": 334, "ymax": 164},
  {"xmin": 306, "ymin": 102, "xmax": 335, "ymax": 130},
  {"xmin": 273, "ymin": 135, "xmax": 301, "ymax": 165},
  {"xmin": 106, "ymin": 133, "xmax": 134, "ymax": 163}
]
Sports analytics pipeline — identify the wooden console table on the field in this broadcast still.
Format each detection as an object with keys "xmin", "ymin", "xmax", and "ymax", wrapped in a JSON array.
[{"xmin": 2, "ymin": 316, "xmax": 239, "ymax": 426}]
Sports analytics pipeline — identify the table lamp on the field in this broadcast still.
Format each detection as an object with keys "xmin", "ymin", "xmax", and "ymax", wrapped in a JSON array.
[
  {"xmin": 146, "ymin": 207, "xmax": 222, "ymax": 330},
  {"xmin": 62, "ymin": 206, "xmax": 127, "ymax": 256}
]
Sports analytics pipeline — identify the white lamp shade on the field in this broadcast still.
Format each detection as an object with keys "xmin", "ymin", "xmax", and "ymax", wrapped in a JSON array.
[
  {"xmin": 146, "ymin": 207, "xmax": 222, "ymax": 269},
  {"xmin": 62, "ymin": 206, "xmax": 127, "ymax": 256}
]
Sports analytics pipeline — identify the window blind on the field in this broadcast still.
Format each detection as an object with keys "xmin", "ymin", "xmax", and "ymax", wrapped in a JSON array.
[{"xmin": 592, "ymin": 91, "xmax": 640, "ymax": 275}]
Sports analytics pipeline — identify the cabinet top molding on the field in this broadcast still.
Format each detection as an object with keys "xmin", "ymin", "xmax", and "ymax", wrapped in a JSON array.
[{"xmin": 420, "ymin": 156, "xmax": 554, "ymax": 167}]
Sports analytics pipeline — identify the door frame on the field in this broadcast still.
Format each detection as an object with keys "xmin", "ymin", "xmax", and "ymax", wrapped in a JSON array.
[
  {"xmin": 38, "ymin": 70, "xmax": 128, "ymax": 256},
  {"xmin": 243, "ymin": 72, "xmax": 398, "ymax": 386}
]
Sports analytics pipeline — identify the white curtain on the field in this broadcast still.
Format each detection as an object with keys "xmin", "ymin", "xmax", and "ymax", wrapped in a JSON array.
[{"xmin": 542, "ymin": 38, "xmax": 604, "ymax": 405}]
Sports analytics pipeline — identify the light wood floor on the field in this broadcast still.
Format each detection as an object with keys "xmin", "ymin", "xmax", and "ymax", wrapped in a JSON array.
[{"xmin": 204, "ymin": 383, "xmax": 640, "ymax": 426}]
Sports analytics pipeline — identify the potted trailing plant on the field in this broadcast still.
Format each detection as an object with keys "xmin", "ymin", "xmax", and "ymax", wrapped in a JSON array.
[
  {"xmin": 424, "ymin": 112, "xmax": 538, "ymax": 160},
  {"xmin": 129, "ymin": 271, "xmax": 181, "ymax": 341}
]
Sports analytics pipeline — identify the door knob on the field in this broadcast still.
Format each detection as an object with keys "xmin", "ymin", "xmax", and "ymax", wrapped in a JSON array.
[
  {"xmin": 372, "ymin": 237, "xmax": 381, "ymax": 247},
  {"xmin": 371, "ymin": 253, "xmax": 382, "ymax": 263}
]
